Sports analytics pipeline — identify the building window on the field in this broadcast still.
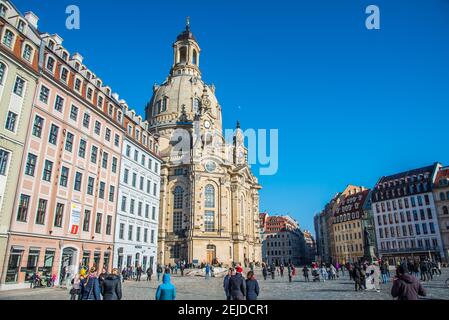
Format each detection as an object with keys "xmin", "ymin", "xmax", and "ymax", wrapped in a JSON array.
[
  {"xmin": 151, "ymin": 230, "xmax": 155, "ymax": 244},
  {"xmin": 83, "ymin": 113, "xmax": 90, "ymax": 128},
  {"xmin": 121, "ymin": 196, "xmax": 127, "ymax": 212},
  {"xmin": 119, "ymin": 223, "xmax": 125, "ymax": 239},
  {"xmin": 75, "ymin": 78, "xmax": 81, "ymax": 92},
  {"xmin": 205, "ymin": 211, "xmax": 215, "ymax": 232},
  {"xmin": 106, "ymin": 215, "xmax": 112, "ymax": 235},
  {"xmin": 105, "ymin": 128, "xmax": 111, "ymax": 142},
  {"xmin": 39, "ymin": 86, "xmax": 50, "ymax": 104},
  {"xmin": 22, "ymin": 44, "xmax": 33, "ymax": 61},
  {"xmin": 0, "ymin": 62, "xmax": 6, "ymax": 85},
  {"xmin": 94, "ymin": 121, "xmax": 101, "ymax": 135},
  {"xmin": 3, "ymin": 29, "xmax": 14, "ymax": 48},
  {"xmin": 87, "ymin": 177, "xmax": 95, "ymax": 195},
  {"xmin": 42, "ymin": 160, "xmax": 53, "ymax": 182},
  {"xmin": 102, "ymin": 152, "xmax": 108, "ymax": 169},
  {"xmin": 173, "ymin": 212, "xmax": 182, "ymax": 233},
  {"xmin": 83, "ymin": 210, "xmax": 91, "ymax": 232},
  {"xmin": 114, "ymin": 134, "xmax": 120, "ymax": 147},
  {"xmin": 205, "ymin": 184, "xmax": 215, "ymax": 208},
  {"xmin": 109, "ymin": 185, "xmax": 115, "ymax": 202},
  {"xmin": 46, "ymin": 56, "xmax": 55, "ymax": 71},
  {"xmin": 153, "ymin": 183, "xmax": 157, "ymax": 196},
  {"xmin": 173, "ymin": 187, "xmax": 184, "ymax": 209},
  {"xmin": 60, "ymin": 166, "xmax": 69, "ymax": 187},
  {"xmin": 145, "ymin": 204, "xmax": 149, "ymax": 218},
  {"xmin": 17, "ymin": 194, "xmax": 30, "ymax": 222},
  {"xmin": 138, "ymin": 202, "xmax": 142, "ymax": 216},
  {"xmin": 54, "ymin": 203, "xmax": 64, "ymax": 227},
  {"xmin": 0, "ymin": 4, "xmax": 8, "ymax": 18},
  {"xmin": 0, "ymin": 149, "xmax": 10, "ymax": 176},
  {"xmin": 60, "ymin": 68, "xmax": 69, "ymax": 82},
  {"xmin": 136, "ymin": 227, "xmax": 141, "ymax": 242},
  {"xmin": 128, "ymin": 225, "xmax": 133, "ymax": 241},
  {"xmin": 5, "ymin": 111, "xmax": 17, "ymax": 132},
  {"xmin": 132, "ymin": 173, "xmax": 137, "ymax": 187},
  {"xmin": 112, "ymin": 157, "xmax": 117, "ymax": 173},
  {"xmin": 95, "ymin": 213, "xmax": 102, "ymax": 233},
  {"xmin": 123, "ymin": 168, "xmax": 129, "ymax": 184},
  {"xmin": 25, "ymin": 153, "xmax": 37, "ymax": 176},
  {"xmin": 443, "ymin": 206, "xmax": 449, "ymax": 215},
  {"xmin": 32, "ymin": 115, "xmax": 44, "ymax": 138},
  {"xmin": 65, "ymin": 132, "xmax": 74, "ymax": 152},
  {"xmin": 90, "ymin": 145, "xmax": 98, "ymax": 163},
  {"xmin": 152, "ymin": 206, "xmax": 156, "ymax": 220},
  {"xmin": 48, "ymin": 124, "xmax": 59, "ymax": 145},
  {"xmin": 70, "ymin": 105, "xmax": 78, "ymax": 121},
  {"xmin": 54, "ymin": 95, "xmax": 64, "ymax": 112},
  {"xmin": 99, "ymin": 182, "xmax": 105, "ymax": 199},
  {"xmin": 13, "ymin": 76, "xmax": 25, "ymax": 97},
  {"xmin": 130, "ymin": 199, "xmax": 135, "ymax": 214},
  {"xmin": 87, "ymin": 87, "xmax": 93, "ymax": 100},
  {"xmin": 144, "ymin": 229, "xmax": 148, "ymax": 243},
  {"xmin": 77, "ymin": 139, "xmax": 86, "ymax": 158},
  {"xmin": 97, "ymin": 95, "xmax": 103, "ymax": 108},
  {"xmin": 74, "ymin": 172, "xmax": 82, "ymax": 191},
  {"xmin": 35, "ymin": 199, "xmax": 47, "ymax": 225}
]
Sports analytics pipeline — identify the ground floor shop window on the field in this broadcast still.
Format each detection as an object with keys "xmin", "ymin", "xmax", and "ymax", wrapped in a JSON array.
[
  {"xmin": 103, "ymin": 252, "xmax": 111, "ymax": 272},
  {"xmin": 42, "ymin": 250, "xmax": 55, "ymax": 277},
  {"xmin": 142, "ymin": 256, "xmax": 148, "ymax": 271},
  {"xmin": 6, "ymin": 248, "xmax": 24, "ymax": 283},
  {"xmin": 94, "ymin": 252, "xmax": 101, "ymax": 268},
  {"xmin": 25, "ymin": 249, "xmax": 40, "ymax": 281},
  {"xmin": 82, "ymin": 251, "xmax": 90, "ymax": 269},
  {"xmin": 126, "ymin": 255, "xmax": 132, "ymax": 267}
]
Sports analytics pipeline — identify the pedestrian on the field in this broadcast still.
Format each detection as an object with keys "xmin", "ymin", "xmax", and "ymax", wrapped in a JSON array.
[
  {"xmin": 302, "ymin": 265, "xmax": 310, "ymax": 282},
  {"xmin": 146, "ymin": 265, "xmax": 153, "ymax": 281},
  {"xmin": 101, "ymin": 268, "xmax": 122, "ymax": 300},
  {"xmin": 330, "ymin": 264, "xmax": 337, "ymax": 280},
  {"xmin": 79, "ymin": 267, "xmax": 102, "ymax": 300},
  {"xmin": 205, "ymin": 264, "xmax": 211, "ymax": 280},
  {"xmin": 246, "ymin": 271, "xmax": 260, "ymax": 300},
  {"xmin": 70, "ymin": 274, "xmax": 81, "ymax": 300},
  {"xmin": 262, "ymin": 264, "xmax": 268, "ymax": 281},
  {"xmin": 121, "ymin": 267, "xmax": 127, "ymax": 283},
  {"xmin": 437, "ymin": 261, "xmax": 442, "ymax": 276},
  {"xmin": 180, "ymin": 263, "xmax": 185, "ymax": 277},
  {"xmin": 135, "ymin": 265, "xmax": 142, "ymax": 281},
  {"xmin": 155, "ymin": 273, "xmax": 176, "ymax": 300},
  {"xmin": 365, "ymin": 261, "xmax": 381, "ymax": 292},
  {"xmin": 98, "ymin": 267, "xmax": 107, "ymax": 288},
  {"xmin": 391, "ymin": 265, "xmax": 426, "ymax": 300},
  {"xmin": 279, "ymin": 264, "xmax": 284, "ymax": 278},
  {"xmin": 353, "ymin": 263, "xmax": 364, "ymax": 291},
  {"xmin": 380, "ymin": 262, "xmax": 389, "ymax": 283},
  {"xmin": 223, "ymin": 268, "xmax": 234, "ymax": 300},
  {"xmin": 157, "ymin": 264, "xmax": 163, "ymax": 282},
  {"xmin": 270, "ymin": 264, "xmax": 276, "ymax": 280},
  {"xmin": 287, "ymin": 264, "xmax": 293, "ymax": 283},
  {"xmin": 320, "ymin": 264, "xmax": 328, "ymax": 282},
  {"xmin": 228, "ymin": 266, "xmax": 246, "ymax": 300}
]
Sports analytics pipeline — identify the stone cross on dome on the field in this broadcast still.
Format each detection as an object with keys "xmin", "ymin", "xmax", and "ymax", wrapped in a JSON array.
[{"xmin": 186, "ymin": 16, "xmax": 190, "ymax": 31}]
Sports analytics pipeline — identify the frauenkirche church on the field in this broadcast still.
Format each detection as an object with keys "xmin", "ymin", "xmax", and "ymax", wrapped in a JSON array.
[{"xmin": 145, "ymin": 20, "xmax": 262, "ymax": 266}]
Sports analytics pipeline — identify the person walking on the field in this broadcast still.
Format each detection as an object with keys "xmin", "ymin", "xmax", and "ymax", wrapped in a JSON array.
[
  {"xmin": 330, "ymin": 264, "xmax": 337, "ymax": 280},
  {"xmin": 353, "ymin": 264, "xmax": 364, "ymax": 291},
  {"xmin": 391, "ymin": 265, "xmax": 426, "ymax": 300},
  {"xmin": 157, "ymin": 265, "xmax": 163, "ymax": 282},
  {"xmin": 320, "ymin": 264, "xmax": 328, "ymax": 282},
  {"xmin": 121, "ymin": 267, "xmax": 127, "ymax": 283},
  {"xmin": 279, "ymin": 264, "xmax": 284, "ymax": 278},
  {"xmin": 302, "ymin": 265, "xmax": 310, "ymax": 282},
  {"xmin": 270, "ymin": 264, "xmax": 276, "ymax": 280},
  {"xmin": 101, "ymin": 268, "xmax": 122, "ymax": 300},
  {"xmin": 98, "ymin": 267, "xmax": 107, "ymax": 288},
  {"xmin": 155, "ymin": 273, "xmax": 176, "ymax": 300},
  {"xmin": 70, "ymin": 274, "xmax": 81, "ymax": 300},
  {"xmin": 205, "ymin": 264, "xmax": 211, "ymax": 280},
  {"xmin": 380, "ymin": 262, "xmax": 389, "ymax": 284},
  {"xmin": 180, "ymin": 263, "xmax": 185, "ymax": 277},
  {"xmin": 79, "ymin": 267, "xmax": 102, "ymax": 300},
  {"xmin": 223, "ymin": 268, "xmax": 234, "ymax": 300},
  {"xmin": 246, "ymin": 271, "xmax": 260, "ymax": 300},
  {"xmin": 146, "ymin": 266, "xmax": 153, "ymax": 281},
  {"xmin": 287, "ymin": 264, "xmax": 293, "ymax": 283},
  {"xmin": 228, "ymin": 266, "xmax": 246, "ymax": 300},
  {"xmin": 262, "ymin": 264, "xmax": 268, "ymax": 281},
  {"xmin": 136, "ymin": 265, "xmax": 142, "ymax": 282}
]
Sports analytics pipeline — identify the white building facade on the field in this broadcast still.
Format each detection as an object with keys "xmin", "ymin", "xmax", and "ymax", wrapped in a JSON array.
[
  {"xmin": 113, "ymin": 110, "xmax": 161, "ymax": 273},
  {"xmin": 372, "ymin": 163, "xmax": 445, "ymax": 264}
]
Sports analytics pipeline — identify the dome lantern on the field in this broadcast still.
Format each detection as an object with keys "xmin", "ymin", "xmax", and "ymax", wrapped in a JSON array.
[{"xmin": 171, "ymin": 17, "xmax": 201, "ymax": 77}]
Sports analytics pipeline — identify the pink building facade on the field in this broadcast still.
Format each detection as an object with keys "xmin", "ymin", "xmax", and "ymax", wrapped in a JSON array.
[{"xmin": 1, "ymin": 33, "xmax": 125, "ymax": 289}]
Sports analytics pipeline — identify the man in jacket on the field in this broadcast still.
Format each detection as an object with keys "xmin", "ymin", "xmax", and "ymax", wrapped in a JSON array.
[
  {"xmin": 101, "ymin": 268, "xmax": 122, "ymax": 300},
  {"xmin": 155, "ymin": 273, "xmax": 176, "ymax": 300},
  {"xmin": 228, "ymin": 266, "xmax": 246, "ymax": 300},
  {"xmin": 79, "ymin": 267, "xmax": 102, "ymax": 300},
  {"xmin": 391, "ymin": 265, "xmax": 426, "ymax": 300},
  {"xmin": 223, "ymin": 268, "xmax": 234, "ymax": 300},
  {"xmin": 146, "ymin": 266, "xmax": 153, "ymax": 281}
]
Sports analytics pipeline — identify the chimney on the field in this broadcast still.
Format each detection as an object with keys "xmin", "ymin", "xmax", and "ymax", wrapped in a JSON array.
[
  {"xmin": 52, "ymin": 34, "xmax": 63, "ymax": 45},
  {"xmin": 72, "ymin": 52, "xmax": 84, "ymax": 63},
  {"xmin": 24, "ymin": 12, "xmax": 39, "ymax": 29}
]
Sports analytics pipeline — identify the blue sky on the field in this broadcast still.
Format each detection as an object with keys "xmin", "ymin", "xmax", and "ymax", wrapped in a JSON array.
[{"xmin": 15, "ymin": 0, "xmax": 449, "ymax": 234}]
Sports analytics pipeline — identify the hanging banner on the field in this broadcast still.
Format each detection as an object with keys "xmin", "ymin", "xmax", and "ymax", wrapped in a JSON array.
[{"xmin": 69, "ymin": 203, "xmax": 81, "ymax": 235}]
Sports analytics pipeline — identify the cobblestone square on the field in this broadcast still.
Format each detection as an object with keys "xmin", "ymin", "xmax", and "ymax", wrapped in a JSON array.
[{"xmin": 1, "ymin": 268, "xmax": 448, "ymax": 301}]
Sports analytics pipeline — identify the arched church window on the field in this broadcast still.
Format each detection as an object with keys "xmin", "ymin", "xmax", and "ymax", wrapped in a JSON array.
[
  {"xmin": 179, "ymin": 47, "xmax": 187, "ymax": 63},
  {"xmin": 174, "ymin": 186, "xmax": 184, "ymax": 209},
  {"xmin": 205, "ymin": 184, "xmax": 215, "ymax": 208},
  {"xmin": 192, "ymin": 50, "xmax": 198, "ymax": 65},
  {"xmin": 161, "ymin": 97, "xmax": 168, "ymax": 113}
]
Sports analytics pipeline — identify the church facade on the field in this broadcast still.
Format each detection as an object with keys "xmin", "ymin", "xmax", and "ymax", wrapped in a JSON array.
[{"xmin": 145, "ymin": 20, "xmax": 262, "ymax": 267}]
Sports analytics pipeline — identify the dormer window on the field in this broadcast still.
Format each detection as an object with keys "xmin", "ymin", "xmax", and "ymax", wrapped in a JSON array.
[
  {"xmin": 135, "ymin": 129, "xmax": 140, "ymax": 140},
  {"xmin": 22, "ymin": 44, "xmax": 33, "ymax": 62},
  {"xmin": 127, "ymin": 125, "xmax": 132, "ymax": 135},
  {"xmin": 0, "ymin": 4, "xmax": 8, "ymax": 18},
  {"xmin": 17, "ymin": 20, "xmax": 26, "ymax": 33},
  {"xmin": 48, "ymin": 40, "xmax": 55, "ymax": 50},
  {"xmin": 74, "ymin": 78, "xmax": 82, "ymax": 92},
  {"xmin": 108, "ymin": 104, "xmax": 113, "ymax": 116},
  {"xmin": 62, "ymin": 51, "xmax": 68, "ymax": 61},
  {"xmin": 86, "ymin": 87, "xmax": 93, "ymax": 100},
  {"xmin": 75, "ymin": 62, "xmax": 80, "ymax": 71},
  {"xmin": 97, "ymin": 80, "xmax": 101, "ymax": 87},
  {"xmin": 2, "ymin": 30, "xmax": 14, "ymax": 49},
  {"xmin": 60, "ymin": 67, "xmax": 69, "ymax": 82},
  {"xmin": 86, "ymin": 71, "xmax": 91, "ymax": 80},
  {"xmin": 46, "ymin": 56, "xmax": 55, "ymax": 72},
  {"xmin": 106, "ymin": 88, "xmax": 111, "ymax": 96},
  {"xmin": 117, "ymin": 111, "xmax": 122, "ymax": 123}
]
